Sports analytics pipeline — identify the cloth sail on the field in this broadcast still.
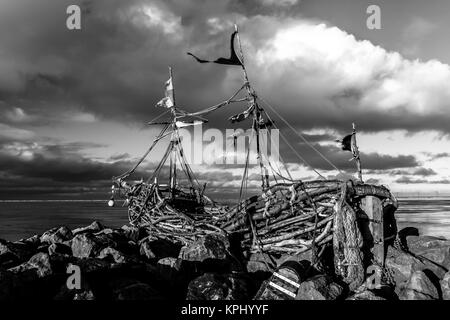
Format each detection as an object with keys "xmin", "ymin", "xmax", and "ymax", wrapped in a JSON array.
[
  {"xmin": 187, "ymin": 31, "xmax": 243, "ymax": 66},
  {"xmin": 156, "ymin": 77, "xmax": 174, "ymax": 108}
]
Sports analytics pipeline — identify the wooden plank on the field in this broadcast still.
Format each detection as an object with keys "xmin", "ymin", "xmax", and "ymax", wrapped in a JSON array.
[{"xmin": 361, "ymin": 196, "xmax": 384, "ymax": 266}]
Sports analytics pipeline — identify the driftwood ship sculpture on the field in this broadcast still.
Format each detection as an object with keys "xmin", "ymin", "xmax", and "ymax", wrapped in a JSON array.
[{"xmin": 109, "ymin": 26, "xmax": 398, "ymax": 291}]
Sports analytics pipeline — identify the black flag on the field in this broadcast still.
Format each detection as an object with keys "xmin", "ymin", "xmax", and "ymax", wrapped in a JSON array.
[
  {"xmin": 339, "ymin": 134, "xmax": 353, "ymax": 152},
  {"xmin": 187, "ymin": 31, "xmax": 243, "ymax": 66}
]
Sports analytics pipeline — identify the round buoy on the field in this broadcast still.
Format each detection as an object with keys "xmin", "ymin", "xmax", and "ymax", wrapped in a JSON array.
[{"xmin": 108, "ymin": 199, "xmax": 115, "ymax": 207}]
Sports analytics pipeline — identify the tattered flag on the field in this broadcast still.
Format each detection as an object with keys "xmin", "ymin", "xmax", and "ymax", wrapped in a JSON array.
[
  {"xmin": 337, "ymin": 134, "xmax": 353, "ymax": 152},
  {"xmin": 187, "ymin": 31, "xmax": 243, "ymax": 66}
]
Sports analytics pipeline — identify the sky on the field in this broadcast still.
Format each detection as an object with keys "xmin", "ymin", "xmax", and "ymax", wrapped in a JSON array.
[{"xmin": 1, "ymin": 0, "xmax": 450, "ymax": 200}]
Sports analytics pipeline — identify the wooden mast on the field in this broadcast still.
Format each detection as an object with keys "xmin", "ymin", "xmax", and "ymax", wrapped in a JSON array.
[
  {"xmin": 235, "ymin": 24, "xmax": 270, "ymax": 191},
  {"xmin": 169, "ymin": 67, "xmax": 177, "ymax": 197},
  {"xmin": 352, "ymin": 123, "xmax": 363, "ymax": 183}
]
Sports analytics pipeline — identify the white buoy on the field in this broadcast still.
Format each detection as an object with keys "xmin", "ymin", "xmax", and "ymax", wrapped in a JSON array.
[{"xmin": 108, "ymin": 199, "xmax": 115, "ymax": 207}]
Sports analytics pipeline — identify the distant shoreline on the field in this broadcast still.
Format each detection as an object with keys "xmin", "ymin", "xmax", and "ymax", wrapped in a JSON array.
[
  {"xmin": 0, "ymin": 200, "xmax": 108, "ymax": 203},
  {"xmin": 2, "ymin": 196, "xmax": 450, "ymax": 203}
]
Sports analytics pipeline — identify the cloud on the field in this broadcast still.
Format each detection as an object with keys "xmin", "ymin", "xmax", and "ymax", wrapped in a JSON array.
[
  {"xmin": 259, "ymin": 0, "xmax": 300, "ymax": 7},
  {"xmin": 387, "ymin": 167, "xmax": 437, "ymax": 177},
  {"xmin": 250, "ymin": 21, "xmax": 450, "ymax": 133},
  {"xmin": 0, "ymin": 124, "xmax": 35, "ymax": 141},
  {"xmin": 1, "ymin": 0, "xmax": 450, "ymax": 198},
  {"xmin": 426, "ymin": 152, "xmax": 450, "ymax": 161},
  {"xmin": 395, "ymin": 176, "xmax": 428, "ymax": 184},
  {"xmin": 403, "ymin": 17, "xmax": 437, "ymax": 41},
  {"xmin": 395, "ymin": 176, "xmax": 450, "ymax": 185}
]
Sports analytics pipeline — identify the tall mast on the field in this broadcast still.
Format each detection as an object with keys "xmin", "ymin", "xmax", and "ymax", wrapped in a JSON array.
[
  {"xmin": 235, "ymin": 25, "xmax": 270, "ymax": 191},
  {"xmin": 169, "ymin": 67, "xmax": 177, "ymax": 197},
  {"xmin": 352, "ymin": 123, "xmax": 363, "ymax": 183}
]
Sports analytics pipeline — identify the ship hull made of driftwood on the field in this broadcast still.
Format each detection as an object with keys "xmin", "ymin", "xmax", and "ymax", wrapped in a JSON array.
[{"xmin": 117, "ymin": 179, "xmax": 397, "ymax": 257}]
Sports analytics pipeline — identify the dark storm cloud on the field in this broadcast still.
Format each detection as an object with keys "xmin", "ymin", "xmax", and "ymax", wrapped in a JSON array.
[
  {"xmin": 1, "ymin": 0, "xmax": 450, "ymax": 135},
  {"xmin": 380, "ymin": 167, "xmax": 437, "ymax": 176},
  {"xmin": 395, "ymin": 176, "xmax": 450, "ymax": 185},
  {"xmin": 279, "ymin": 138, "xmax": 419, "ymax": 171},
  {"xmin": 2, "ymin": 0, "xmax": 450, "ymax": 199},
  {"xmin": 425, "ymin": 152, "xmax": 450, "ymax": 161},
  {"xmin": 395, "ymin": 176, "xmax": 428, "ymax": 184}
]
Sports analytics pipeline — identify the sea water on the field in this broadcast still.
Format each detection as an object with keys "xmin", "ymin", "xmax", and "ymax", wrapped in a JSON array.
[{"xmin": 0, "ymin": 198, "xmax": 449, "ymax": 241}]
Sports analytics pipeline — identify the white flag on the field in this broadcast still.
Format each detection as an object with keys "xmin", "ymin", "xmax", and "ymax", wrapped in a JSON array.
[{"xmin": 156, "ymin": 77, "xmax": 174, "ymax": 108}]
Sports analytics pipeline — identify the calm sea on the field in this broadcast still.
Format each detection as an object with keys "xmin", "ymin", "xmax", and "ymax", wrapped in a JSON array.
[{"xmin": 0, "ymin": 198, "xmax": 449, "ymax": 241}]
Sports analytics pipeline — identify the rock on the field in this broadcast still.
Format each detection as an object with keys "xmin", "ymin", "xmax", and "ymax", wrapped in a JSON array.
[
  {"xmin": 40, "ymin": 226, "xmax": 73, "ymax": 244},
  {"xmin": 385, "ymin": 246, "xmax": 447, "ymax": 294},
  {"xmin": 68, "ymin": 259, "xmax": 111, "ymax": 274},
  {"xmin": 120, "ymin": 225, "xmax": 142, "ymax": 243},
  {"xmin": 54, "ymin": 279, "xmax": 96, "ymax": 300},
  {"xmin": 158, "ymin": 257, "xmax": 180, "ymax": 269},
  {"xmin": 179, "ymin": 234, "xmax": 230, "ymax": 262},
  {"xmin": 347, "ymin": 289, "xmax": 386, "ymax": 300},
  {"xmin": 246, "ymin": 253, "xmax": 275, "ymax": 274},
  {"xmin": 72, "ymin": 221, "xmax": 104, "ymax": 235},
  {"xmin": 139, "ymin": 238, "xmax": 181, "ymax": 260},
  {"xmin": 48, "ymin": 243, "xmax": 72, "ymax": 256},
  {"xmin": 140, "ymin": 240, "xmax": 156, "ymax": 260},
  {"xmin": 17, "ymin": 235, "xmax": 41, "ymax": 247},
  {"xmin": 98, "ymin": 247, "xmax": 130, "ymax": 264},
  {"xmin": 71, "ymin": 233, "xmax": 106, "ymax": 258},
  {"xmin": 295, "ymin": 275, "xmax": 343, "ymax": 300},
  {"xmin": 94, "ymin": 230, "xmax": 134, "ymax": 255},
  {"xmin": 404, "ymin": 235, "xmax": 450, "ymax": 269},
  {"xmin": 186, "ymin": 273, "xmax": 250, "ymax": 300},
  {"xmin": 0, "ymin": 239, "xmax": 35, "ymax": 268},
  {"xmin": 112, "ymin": 282, "xmax": 162, "ymax": 300},
  {"xmin": 8, "ymin": 252, "xmax": 53, "ymax": 278},
  {"xmin": 74, "ymin": 290, "xmax": 95, "ymax": 300},
  {"xmin": 440, "ymin": 272, "xmax": 450, "ymax": 300},
  {"xmin": 399, "ymin": 270, "xmax": 440, "ymax": 300}
]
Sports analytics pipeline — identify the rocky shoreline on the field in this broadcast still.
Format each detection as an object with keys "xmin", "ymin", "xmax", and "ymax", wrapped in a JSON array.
[{"xmin": 1, "ymin": 221, "xmax": 449, "ymax": 300}]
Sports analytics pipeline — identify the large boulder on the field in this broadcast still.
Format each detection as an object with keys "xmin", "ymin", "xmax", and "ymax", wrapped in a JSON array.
[
  {"xmin": 68, "ymin": 258, "xmax": 111, "ymax": 274},
  {"xmin": 97, "ymin": 247, "xmax": 133, "ymax": 264},
  {"xmin": 120, "ymin": 225, "xmax": 142, "ymax": 243},
  {"xmin": 295, "ymin": 275, "xmax": 343, "ymax": 300},
  {"xmin": 8, "ymin": 252, "xmax": 53, "ymax": 279},
  {"xmin": 385, "ymin": 246, "xmax": 447, "ymax": 294},
  {"xmin": 399, "ymin": 270, "xmax": 440, "ymax": 300},
  {"xmin": 40, "ymin": 226, "xmax": 73, "ymax": 244},
  {"xmin": 404, "ymin": 235, "xmax": 450, "ymax": 269},
  {"xmin": 178, "ymin": 234, "xmax": 241, "ymax": 273},
  {"xmin": 17, "ymin": 235, "xmax": 41, "ymax": 247},
  {"xmin": 71, "ymin": 233, "xmax": 114, "ymax": 258},
  {"xmin": 139, "ymin": 238, "xmax": 181, "ymax": 261},
  {"xmin": 440, "ymin": 272, "xmax": 450, "ymax": 300},
  {"xmin": 186, "ymin": 273, "xmax": 250, "ymax": 300},
  {"xmin": 246, "ymin": 252, "xmax": 275, "ymax": 274},
  {"xmin": 0, "ymin": 239, "xmax": 34, "ymax": 268},
  {"xmin": 72, "ymin": 221, "xmax": 104, "ymax": 235},
  {"xmin": 48, "ymin": 243, "xmax": 72, "ymax": 256}
]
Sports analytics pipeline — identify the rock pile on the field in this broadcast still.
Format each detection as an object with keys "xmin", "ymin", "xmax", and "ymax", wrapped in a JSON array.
[{"xmin": 1, "ymin": 222, "xmax": 450, "ymax": 300}]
